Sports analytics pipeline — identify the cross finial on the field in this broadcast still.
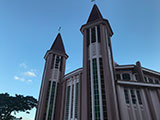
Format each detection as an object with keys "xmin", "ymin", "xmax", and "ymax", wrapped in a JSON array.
[
  {"xmin": 91, "ymin": 0, "xmax": 96, "ymax": 4},
  {"xmin": 58, "ymin": 26, "xmax": 61, "ymax": 33}
]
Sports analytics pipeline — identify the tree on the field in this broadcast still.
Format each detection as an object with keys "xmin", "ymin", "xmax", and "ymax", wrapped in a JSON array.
[{"xmin": 0, "ymin": 93, "xmax": 37, "ymax": 120}]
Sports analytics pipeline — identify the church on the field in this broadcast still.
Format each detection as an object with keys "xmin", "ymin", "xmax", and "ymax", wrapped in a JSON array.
[{"xmin": 35, "ymin": 4, "xmax": 160, "ymax": 120}]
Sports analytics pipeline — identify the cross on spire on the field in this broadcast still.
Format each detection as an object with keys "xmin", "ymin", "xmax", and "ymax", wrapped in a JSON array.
[
  {"xmin": 58, "ymin": 26, "xmax": 61, "ymax": 33},
  {"xmin": 91, "ymin": 0, "xmax": 96, "ymax": 4}
]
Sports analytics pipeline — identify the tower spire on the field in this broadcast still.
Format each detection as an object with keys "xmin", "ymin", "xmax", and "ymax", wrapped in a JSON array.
[
  {"xmin": 87, "ymin": 4, "xmax": 103, "ymax": 23},
  {"xmin": 50, "ymin": 33, "xmax": 66, "ymax": 54}
]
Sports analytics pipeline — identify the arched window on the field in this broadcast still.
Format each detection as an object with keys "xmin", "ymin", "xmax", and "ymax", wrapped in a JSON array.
[
  {"xmin": 155, "ymin": 79, "xmax": 160, "ymax": 84},
  {"xmin": 135, "ymin": 73, "xmax": 140, "ymax": 81},
  {"xmin": 148, "ymin": 77, "xmax": 153, "ymax": 83},
  {"xmin": 116, "ymin": 74, "xmax": 121, "ymax": 80},
  {"xmin": 122, "ymin": 73, "xmax": 131, "ymax": 80}
]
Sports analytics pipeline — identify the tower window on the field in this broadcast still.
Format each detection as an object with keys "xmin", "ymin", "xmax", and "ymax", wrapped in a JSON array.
[
  {"xmin": 65, "ymin": 86, "xmax": 71, "ymax": 120},
  {"xmin": 135, "ymin": 74, "xmax": 138, "ymax": 80},
  {"xmin": 71, "ymin": 85, "xmax": 74, "ymax": 118},
  {"xmin": 99, "ymin": 58, "xmax": 108, "ymax": 120},
  {"xmin": 135, "ymin": 74, "xmax": 140, "ymax": 81},
  {"xmin": 53, "ymin": 83, "xmax": 59, "ymax": 119},
  {"xmin": 87, "ymin": 29, "xmax": 90, "ymax": 47},
  {"xmin": 51, "ymin": 54, "xmax": 55, "ymax": 69},
  {"xmin": 136, "ymin": 90, "xmax": 142, "ymax": 105},
  {"xmin": 144, "ymin": 76, "xmax": 147, "ymax": 82},
  {"xmin": 60, "ymin": 57, "xmax": 63, "ymax": 71},
  {"xmin": 88, "ymin": 60, "xmax": 92, "ymax": 119},
  {"xmin": 55, "ymin": 56, "xmax": 60, "ymax": 69},
  {"xmin": 124, "ymin": 89, "xmax": 129, "ymax": 104},
  {"xmin": 116, "ymin": 74, "xmax": 121, "ymax": 80},
  {"xmin": 92, "ymin": 58, "xmax": 101, "ymax": 119},
  {"xmin": 91, "ymin": 27, "xmax": 96, "ymax": 43},
  {"xmin": 148, "ymin": 77, "xmax": 153, "ymax": 83},
  {"xmin": 97, "ymin": 25, "xmax": 101, "ymax": 42},
  {"xmin": 43, "ymin": 81, "xmax": 51, "ymax": 119},
  {"xmin": 75, "ymin": 83, "xmax": 79, "ymax": 119},
  {"xmin": 130, "ymin": 89, "xmax": 136, "ymax": 104},
  {"xmin": 122, "ymin": 73, "xmax": 131, "ymax": 80},
  {"xmin": 48, "ymin": 81, "xmax": 56, "ymax": 120},
  {"xmin": 155, "ymin": 79, "xmax": 159, "ymax": 84}
]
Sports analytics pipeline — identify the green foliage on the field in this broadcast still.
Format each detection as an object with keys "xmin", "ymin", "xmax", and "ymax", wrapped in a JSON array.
[{"xmin": 0, "ymin": 93, "xmax": 37, "ymax": 120}]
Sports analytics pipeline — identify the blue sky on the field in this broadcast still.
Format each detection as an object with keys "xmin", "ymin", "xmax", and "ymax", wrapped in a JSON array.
[{"xmin": 0, "ymin": 0, "xmax": 160, "ymax": 119}]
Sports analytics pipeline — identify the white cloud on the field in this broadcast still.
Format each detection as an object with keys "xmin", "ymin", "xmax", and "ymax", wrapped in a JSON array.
[
  {"xmin": 14, "ymin": 76, "xmax": 19, "ymax": 80},
  {"xmin": 27, "ymin": 79, "xmax": 32, "ymax": 83},
  {"xmin": 14, "ymin": 76, "xmax": 25, "ymax": 82},
  {"xmin": 15, "ymin": 62, "xmax": 38, "ymax": 84},
  {"xmin": 19, "ymin": 63, "xmax": 27, "ymax": 69},
  {"xmin": 24, "ymin": 71, "xmax": 36, "ymax": 77}
]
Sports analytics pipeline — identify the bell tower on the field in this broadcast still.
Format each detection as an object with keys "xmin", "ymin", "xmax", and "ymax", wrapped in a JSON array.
[
  {"xmin": 80, "ymin": 4, "xmax": 120, "ymax": 120},
  {"xmin": 35, "ymin": 33, "xmax": 68, "ymax": 120}
]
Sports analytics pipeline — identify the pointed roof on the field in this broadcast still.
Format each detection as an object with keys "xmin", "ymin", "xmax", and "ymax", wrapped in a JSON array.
[
  {"xmin": 87, "ymin": 4, "xmax": 103, "ymax": 23},
  {"xmin": 50, "ymin": 33, "xmax": 66, "ymax": 54}
]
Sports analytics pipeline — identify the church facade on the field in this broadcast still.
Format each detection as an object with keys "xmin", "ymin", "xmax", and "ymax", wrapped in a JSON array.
[{"xmin": 35, "ymin": 5, "xmax": 160, "ymax": 120}]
